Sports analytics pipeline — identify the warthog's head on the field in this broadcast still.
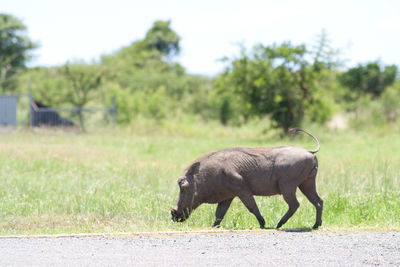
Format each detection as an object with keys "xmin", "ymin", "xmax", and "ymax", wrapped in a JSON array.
[{"xmin": 171, "ymin": 162, "xmax": 200, "ymax": 223}]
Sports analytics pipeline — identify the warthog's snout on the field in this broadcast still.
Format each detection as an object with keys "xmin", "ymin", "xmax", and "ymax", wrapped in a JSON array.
[{"xmin": 171, "ymin": 208, "xmax": 188, "ymax": 222}]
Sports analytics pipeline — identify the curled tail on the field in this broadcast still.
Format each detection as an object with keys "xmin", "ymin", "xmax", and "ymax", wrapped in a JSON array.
[{"xmin": 289, "ymin": 128, "xmax": 320, "ymax": 154}]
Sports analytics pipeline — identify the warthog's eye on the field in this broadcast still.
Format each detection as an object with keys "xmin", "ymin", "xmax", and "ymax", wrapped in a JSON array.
[{"xmin": 178, "ymin": 177, "xmax": 189, "ymax": 189}]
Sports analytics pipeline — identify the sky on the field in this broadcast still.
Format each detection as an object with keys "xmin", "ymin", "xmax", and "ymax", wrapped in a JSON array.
[{"xmin": 2, "ymin": 0, "xmax": 400, "ymax": 76}]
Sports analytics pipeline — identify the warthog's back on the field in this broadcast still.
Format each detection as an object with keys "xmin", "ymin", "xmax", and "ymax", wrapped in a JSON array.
[{"xmin": 197, "ymin": 146, "xmax": 317, "ymax": 196}]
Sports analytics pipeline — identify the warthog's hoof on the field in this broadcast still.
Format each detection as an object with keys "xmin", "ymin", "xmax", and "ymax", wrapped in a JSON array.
[{"xmin": 312, "ymin": 223, "xmax": 321, "ymax": 230}]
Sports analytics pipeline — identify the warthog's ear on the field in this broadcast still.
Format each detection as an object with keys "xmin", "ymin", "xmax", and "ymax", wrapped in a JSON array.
[{"xmin": 186, "ymin": 162, "xmax": 200, "ymax": 177}]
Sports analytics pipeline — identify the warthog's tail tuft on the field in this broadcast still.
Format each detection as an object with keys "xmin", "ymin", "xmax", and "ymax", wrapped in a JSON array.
[{"xmin": 289, "ymin": 128, "xmax": 320, "ymax": 154}]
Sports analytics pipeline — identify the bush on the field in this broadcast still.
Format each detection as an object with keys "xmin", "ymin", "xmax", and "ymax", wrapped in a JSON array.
[
  {"xmin": 348, "ymin": 85, "xmax": 400, "ymax": 129},
  {"xmin": 381, "ymin": 85, "xmax": 400, "ymax": 123}
]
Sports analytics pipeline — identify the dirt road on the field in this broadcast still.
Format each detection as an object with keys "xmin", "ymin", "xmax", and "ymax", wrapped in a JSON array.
[{"xmin": 1, "ymin": 231, "xmax": 399, "ymax": 266}]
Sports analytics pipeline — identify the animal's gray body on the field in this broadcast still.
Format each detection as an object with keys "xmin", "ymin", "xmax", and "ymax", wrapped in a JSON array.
[{"xmin": 171, "ymin": 129, "xmax": 323, "ymax": 229}]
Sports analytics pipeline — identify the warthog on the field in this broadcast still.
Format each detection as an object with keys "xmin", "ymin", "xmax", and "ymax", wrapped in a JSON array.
[{"xmin": 171, "ymin": 128, "xmax": 323, "ymax": 229}]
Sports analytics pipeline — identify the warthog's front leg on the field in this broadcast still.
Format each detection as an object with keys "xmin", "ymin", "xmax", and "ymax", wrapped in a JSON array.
[
  {"xmin": 213, "ymin": 198, "xmax": 234, "ymax": 227},
  {"xmin": 237, "ymin": 192, "xmax": 265, "ymax": 229}
]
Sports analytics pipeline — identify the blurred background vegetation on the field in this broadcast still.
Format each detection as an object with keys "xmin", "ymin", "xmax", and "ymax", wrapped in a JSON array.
[{"xmin": 1, "ymin": 13, "xmax": 399, "ymax": 133}]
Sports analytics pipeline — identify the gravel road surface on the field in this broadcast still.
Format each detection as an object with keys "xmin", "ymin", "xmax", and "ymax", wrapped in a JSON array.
[{"xmin": 1, "ymin": 231, "xmax": 399, "ymax": 266}]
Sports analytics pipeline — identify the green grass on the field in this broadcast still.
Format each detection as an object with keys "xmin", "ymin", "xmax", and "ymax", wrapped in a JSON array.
[{"xmin": 0, "ymin": 122, "xmax": 399, "ymax": 235}]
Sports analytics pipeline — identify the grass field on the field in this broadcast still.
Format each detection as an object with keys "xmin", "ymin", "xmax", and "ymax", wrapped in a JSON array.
[{"xmin": 0, "ymin": 122, "xmax": 399, "ymax": 235}]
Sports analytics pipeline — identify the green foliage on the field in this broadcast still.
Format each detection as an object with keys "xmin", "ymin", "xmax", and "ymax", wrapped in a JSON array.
[
  {"xmin": 132, "ymin": 86, "xmax": 169, "ymax": 120},
  {"xmin": 219, "ymin": 98, "xmax": 231, "ymax": 125},
  {"xmin": 305, "ymin": 95, "xmax": 336, "ymax": 124},
  {"xmin": 100, "ymin": 20, "xmax": 182, "ymax": 92},
  {"xmin": 13, "ymin": 19, "xmax": 213, "ymax": 126},
  {"xmin": 339, "ymin": 62, "xmax": 397, "ymax": 100},
  {"xmin": 20, "ymin": 64, "xmax": 106, "ymax": 129},
  {"xmin": 310, "ymin": 29, "xmax": 343, "ymax": 71},
  {"xmin": 99, "ymin": 20, "xmax": 214, "ymax": 124},
  {"xmin": 59, "ymin": 63, "xmax": 104, "ymax": 130},
  {"xmin": 0, "ymin": 13, "xmax": 37, "ymax": 92},
  {"xmin": 60, "ymin": 63, "xmax": 103, "ymax": 108},
  {"xmin": 18, "ymin": 67, "xmax": 69, "ymax": 106},
  {"xmin": 216, "ymin": 42, "xmax": 332, "ymax": 132},
  {"xmin": 381, "ymin": 83, "xmax": 400, "ymax": 123},
  {"xmin": 213, "ymin": 72, "xmax": 252, "ymax": 125},
  {"xmin": 143, "ymin": 20, "xmax": 180, "ymax": 58},
  {"xmin": 349, "ymin": 82, "xmax": 400, "ymax": 129},
  {"xmin": 7, "ymin": 17, "xmax": 399, "ymax": 131}
]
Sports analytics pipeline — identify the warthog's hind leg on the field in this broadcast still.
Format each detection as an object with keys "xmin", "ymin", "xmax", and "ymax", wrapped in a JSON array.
[
  {"xmin": 276, "ymin": 189, "xmax": 300, "ymax": 229},
  {"xmin": 299, "ymin": 174, "xmax": 323, "ymax": 229}
]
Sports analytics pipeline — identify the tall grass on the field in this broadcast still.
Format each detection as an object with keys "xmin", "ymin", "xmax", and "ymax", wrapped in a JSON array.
[{"xmin": 0, "ymin": 123, "xmax": 399, "ymax": 235}]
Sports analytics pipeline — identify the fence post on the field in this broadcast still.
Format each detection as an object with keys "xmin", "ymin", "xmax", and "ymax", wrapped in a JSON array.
[
  {"xmin": 28, "ymin": 78, "xmax": 33, "ymax": 127},
  {"xmin": 112, "ymin": 95, "xmax": 116, "ymax": 128}
]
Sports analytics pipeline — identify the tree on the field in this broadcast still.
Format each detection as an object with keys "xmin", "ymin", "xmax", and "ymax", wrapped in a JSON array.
[
  {"xmin": 60, "ymin": 63, "xmax": 103, "ymax": 130},
  {"xmin": 101, "ymin": 20, "xmax": 183, "ymax": 92},
  {"xmin": 101, "ymin": 20, "xmax": 180, "ymax": 71},
  {"xmin": 143, "ymin": 20, "xmax": 180, "ymax": 58},
  {"xmin": 216, "ymin": 42, "xmax": 322, "ymax": 132},
  {"xmin": 99, "ymin": 20, "xmax": 213, "ymax": 123},
  {"xmin": 310, "ymin": 29, "xmax": 342, "ymax": 71},
  {"xmin": 339, "ymin": 62, "xmax": 397, "ymax": 99},
  {"xmin": 0, "ymin": 13, "xmax": 37, "ymax": 92},
  {"xmin": 19, "ymin": 67, "xmax": 69, "ymax": 107}
]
